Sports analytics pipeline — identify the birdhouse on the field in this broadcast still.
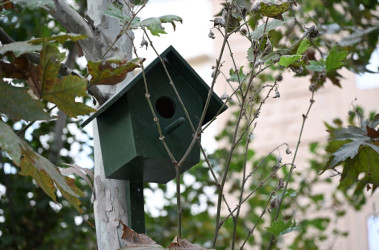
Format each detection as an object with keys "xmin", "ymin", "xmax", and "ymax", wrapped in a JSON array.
[{"xmin": 82, "ymin": 46, "xmax": 227, "ymax": 184}]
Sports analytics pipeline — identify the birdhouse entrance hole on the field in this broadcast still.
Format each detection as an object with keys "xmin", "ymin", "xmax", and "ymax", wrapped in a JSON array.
[{"xmin": 156, "ymin": 96, "xmax": 175, "ymax": 118}]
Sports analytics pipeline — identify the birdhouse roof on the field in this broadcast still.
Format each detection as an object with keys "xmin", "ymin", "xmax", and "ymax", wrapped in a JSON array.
[{"xmin": 81, "ymin": 46, "xmax": 226, "ymax": 128}]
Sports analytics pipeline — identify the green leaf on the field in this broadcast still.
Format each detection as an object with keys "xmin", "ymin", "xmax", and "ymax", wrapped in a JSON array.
[
  {"xmin": 19, "ymin": 158, "xmax": 57, "ymax": 201},
  {"xmin": 104, "ymin": 5, "xmax": 125, "ymax": 21},
  {"xmin": 36, "ymin": 43, "xmax": 95, "ymax": 117},
  {"xmin": 250, "ymin": 16, "xmax": 294, "ymax": 40},
  {"xmin": 326, "ymin": 47, "xmax": 349, "ymax": 72},
  {"xmin": 29, "ymin": 33, "xmax": 87, "ymax": 44},
  {"xmin": 252, "ymin": 1, "xmax": 295, "ymax": 20},
  {"xmin": 39, "ymin": 43, "xmax": 66, "ymax": 93},
  {"xmin": 0, "ymin": 81, "xmax": 50, "ymax": 121},
  {"xmin": 0, "ymin": 120, "xmax": 83, "ymax": 207},
  {"xmin": 0, "ymin": 41, "xmax": 42, "ymax": 57},
  {"xmin": 104, "ymin": 5, "xmax": 141, "ymax": 25},
  {"xmin": 159, "ymin": 15, "xmax": 183, "ymax": 31},
  {"xmin": 0, "ymin": 120, "xmax": 22, "ymax": 165},
  {"xmin": 13, "ymin": 0, "xmax": 54, "ymax": 10},
  {"xmin": 247, "ymin": 47, "xmax": 255, "ymax": 62},
  {"xmin": 138, "ymin": 17, "xmax": 167, "ymax": 36},
  {"xmin": 261, "ymin": 51, "xmax": 280, "ymax": 64},
  {"xmin": 324, "ymin": 115, "xmax": 379, "ymax": 188},
  {"xmin": 88, "ymin": 57, "xmax": 144, "ymax": 85},
  {"xmin": 228, "ymin": 66, "xmax": 246, "ymax": 82},
  {"xmin": 279, "ymin": 55, "xmax": 302, "ymax": 67},
  {"xmin": 41, "ymin": 75, "xmax": 96, "ymax": 117},
  {"xmin": 296, "ymin": 39, "xmax": 310, "ymax": 55},
  {"xmin": 58, "ymin": 177, "xmax": 85, "ymax": 213},
  {"xmin": 266, "ymin": 219, "xmax": 300, "ymax": 237},
  {"xmin": 339, "ymin": 146, "xmax": 379, "ymax": 188},
  {"xmin": 306, "ymin": 60, "xmax": 326, "ymax": 72}
]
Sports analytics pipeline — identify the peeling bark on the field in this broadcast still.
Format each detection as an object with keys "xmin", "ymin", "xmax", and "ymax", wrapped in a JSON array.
[
  {"xmin": 46, "ymin": 1, "xmax": 134, "ymax": 248},
  {"xmin": 88, "ymin": 1, "xmax": 133, "ymax": 249}
]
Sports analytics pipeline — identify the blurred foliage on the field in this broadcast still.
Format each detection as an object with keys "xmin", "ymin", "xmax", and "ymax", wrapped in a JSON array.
[
  {"xmin": 0, "ymin": 118, "xmax": 96, "ymax": 249},
  {"xmin": 0, "ymin": 1, "xmax": 95, "ymax": 249}
]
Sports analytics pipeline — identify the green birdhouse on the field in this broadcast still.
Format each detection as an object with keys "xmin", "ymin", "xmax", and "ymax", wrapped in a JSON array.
[{"xmin": 82, "ymin": 46, "xmax": 227, "ymax": 184}]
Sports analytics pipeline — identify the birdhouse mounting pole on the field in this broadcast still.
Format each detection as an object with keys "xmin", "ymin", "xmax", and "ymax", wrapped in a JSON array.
[{"xmin": 126, "ymin": 179, "xmax": 145, "ymax": 233}]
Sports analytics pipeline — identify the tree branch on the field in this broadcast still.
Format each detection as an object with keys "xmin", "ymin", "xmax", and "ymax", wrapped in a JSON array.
[
  {"xmin": 0, "ymin": 25, "xmax": 107, "ymax": 105},
  {"xmin": 46, "ymin": 0, "xmax": 103, "ymax": 60}
]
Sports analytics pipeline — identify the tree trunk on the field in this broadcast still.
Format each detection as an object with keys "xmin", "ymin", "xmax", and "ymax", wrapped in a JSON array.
[
  {"xmin": 87, "ymin": 1, "xmax": 133, "ymax": 249},
  {"xmin": 48, "ymin": 0, "xmax": 134, "ymax": 248}
]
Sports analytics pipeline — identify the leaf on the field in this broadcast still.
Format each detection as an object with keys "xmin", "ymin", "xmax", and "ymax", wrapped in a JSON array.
[
  {"xmin": 329, "ymin": 140, "xmax": 363, "ymax": 167},
  {"xmin": 338, "ymin": 27, "xmax": 379, "ymax": 46},
  {"xmin": 0, "ymin": 41, "xmax": 42, "ymax": 57},
  {"xmin": 0, "ymin": 80, "xmax": 50, "ymax": 121},
  {"xmin": 0, "ymin": 56, "xmax": 29, "ymax": 79},
  {"xmin": 0, "ymin": 120, "xmax": 22, "ymax": 164},
  {"xmin": 266, "ymin": 219, "xmax": 300, "ymax": 237},
  {"xmin": 252, "ymin": 0, "xmax": 295, "ymax": 20},
  {"xmin": 19, "ymin": 157, "xmax": 57, "ymax": 201},
  {"xmin": 138, "ymin": 17, "xmax": 167, "ymax": 36},
  {"xmin": 261, "ymin": 51, "xmax": 280, "ymax": 64},
  {"xmin": 13, "ymin": 0, "xmax": 54, "ymax": 10},
  {"xmin": 39, "ymin": 42, "xmax": 66, "ymax": 94},
  {"xmin": 60, "ymin": 164, "xmax": 94, "ymax": 193},
  {"xmin": 41, "ymin": 75, "xmax": 96, "ymax": 117},
  {"xmin": 250, "ymin": 16, "xmax": 294, "ymax": 40},
  {"xmin": 339, "ymin": 146, "xmax": 379, "ymax": 188},
  {"xmin": 228, "ymin": 66, "xmax": 246, "ymax": 82},
  {"xmin": 326, "ymin": 47, "xmax": 349, "ymax": 72},
  {"xmin": 324, "ymin": 117, "xmax": 379, "ymax": 187},
  {"xmin": 88, "ymin": 57, "xmax": 144, "ymax": 85},
  {"xmin": 168, "ymin": 236, "xmax": 207, "ymax": 249},
  {"xmin": 296, "ymin": 39, "xmax": 310, "ymax": 55},
  {"xmin": 279, "ymin": 55, "xmax": 301, "ymax": 67},
  {"xmin": 58, "ymin": 177, "xmax": 85, "ymax": 213},
  {"xmin": 0, "ymin": 120, "xmax": 83, "ymax": 211},
  {"xmin": 37, "ymin": 43, "xmax": 95, "ymax": 117},
  {"xmin": 104, "ymin": 5, "xmax": 125, "ymax": 21},
  {"xmin": 159, "ymin": 15, "xmax": 183, "ymax": 31},
  {"xmin": 306, "ymin": 60, "xmax": 325, "ymax": 72},
  {"xmin": 247, "ymin": 47, "xmax": 255, "ymax": 62},
  {"xmin": 118, "ymin": 220, "xmax": 163, "ymax": 248},
  {"xmin": 29, "ymin": 33, "xmax": 87, "ymax": 44}
]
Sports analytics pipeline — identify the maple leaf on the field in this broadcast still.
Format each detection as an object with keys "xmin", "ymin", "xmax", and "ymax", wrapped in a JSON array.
[
  {"xmin": 35, "ymin": 43, "xmax": 95, "ymax": 117},
  {"xmin": 0, "ymin": 120, "xmax": 85, "ymax": 212},
  {"xmin": 323, "ymin": 113, "xmax": 379, "ymax": 191},
  {"xmin": 0, "ymin": 80, "xmax": 50, "ymax": 121},
  {"xmin": 252, "ymin": 0, "xmax": 296, "ymax": 20},
  {"xmin": 41, "ymin": 75, "xmax": 96, "ymax": 117},
  {"xmin": 88, "ymin": 57, "xmax": 144, "ymax": 85},
  {"xmin": 117, "ymin": 220, "xmax": 163, "ymax": 249}
]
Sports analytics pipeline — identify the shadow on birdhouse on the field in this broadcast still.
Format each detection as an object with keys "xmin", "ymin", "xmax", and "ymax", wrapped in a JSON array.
[{"xmin": 82, "ymin": 46, "xmax": 227, "ymax": 184}]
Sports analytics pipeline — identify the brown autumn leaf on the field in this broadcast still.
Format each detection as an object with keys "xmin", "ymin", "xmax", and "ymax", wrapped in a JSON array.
[
  {"xmin": 168, "ymin": 236, "xmax": 208, "ymax": 250},
  {"xmin": 0, "ymin": 61, "xmax": 26, "ymax": 79},
  {"xmin": 367, "ymin": 125, "xmax": 379, "ymax": 139},
  {"xmin": 0, "ymin": 0, "xmax": 15, "ymax": 11},
  {"xmin": 88, "ymin": 57, "xmax": 145, "ymax": 85},
  {"xmin": 0, "ymin": 120, "xmax": 84, "ymax": 213},
  {"xmin": 118, "ymin": 220, "xmax": 163, "ymax": 249}
]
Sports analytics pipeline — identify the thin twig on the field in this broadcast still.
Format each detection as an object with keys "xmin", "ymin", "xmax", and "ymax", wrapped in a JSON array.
[
  {"xmin": 212, "ymin": 16, "xmax": 269, "ymax": 248},
  {"xmin": 268, "ymin": 89, "xmax": 316, "ymax": 249},
  {"xmin": 240, "ymin": 191, "xmax": 275, "ymax": 250}
]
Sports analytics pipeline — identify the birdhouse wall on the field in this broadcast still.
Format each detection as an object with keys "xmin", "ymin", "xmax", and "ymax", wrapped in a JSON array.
[
  {"xmin": 96, "ymin": 96, "xmax": 138, "ymax": 180},
  {"xmin": 127, "ymin": 63, "xmax": 203, "ymax": 183}
]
